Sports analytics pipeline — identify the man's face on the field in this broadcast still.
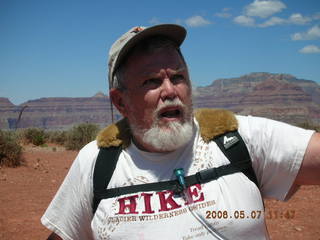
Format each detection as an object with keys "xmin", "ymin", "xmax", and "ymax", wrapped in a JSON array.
[{"xmin": 114, "ymin": 47, "xmax": 193, "ymax": 152}]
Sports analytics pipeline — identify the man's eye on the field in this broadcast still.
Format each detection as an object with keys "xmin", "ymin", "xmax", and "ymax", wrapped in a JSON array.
[
  {"xmin": 143, "ymin": 78, "xmax": 162, "ymax": 87},
  {"xmin": 171, "ymin": 74, "xmax": 185, "ymax": 83}
]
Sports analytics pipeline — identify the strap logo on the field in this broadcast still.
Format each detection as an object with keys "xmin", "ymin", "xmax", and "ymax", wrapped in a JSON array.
[{"xmin": 223, "ymin": 134, "xmax": 239, "ymax": 149}]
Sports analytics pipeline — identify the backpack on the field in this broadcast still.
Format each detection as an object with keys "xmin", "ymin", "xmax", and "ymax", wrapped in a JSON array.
[{"xmin": 93, "ymin": 109, "xmax": 259, "ymax": 214}]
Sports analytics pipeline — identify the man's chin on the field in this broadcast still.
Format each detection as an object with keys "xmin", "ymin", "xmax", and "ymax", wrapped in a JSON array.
[{"xmin": 141, "ymin": 120, "xmax": 194, "ymax": 152}]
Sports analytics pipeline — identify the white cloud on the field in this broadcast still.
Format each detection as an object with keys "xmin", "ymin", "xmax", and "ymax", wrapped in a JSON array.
[
  {"xmin": 299, "ymin": 45, "xmax": 320, "ymax": 54},
  {"xmin": 288, "ymin": 13, "xmax": 311, "ymax": 25},
  {"xmin": 232, "ymin": 2, "xmax": 316, "ymax": 29},
  {"xmin": 185, "ymin": 16, "xmax": 212, "ymax": 27},
  {"xmin": 291, "ymin": 25, "xmax": 320, "ymax": 40},
  {"xmin": 215, "ymin": 8, "xmax": 232, "ymax": 18},
  {"xmin": 149, "ymin": 17, "xmax": 161, "ymax": 25},
  {"xmin": 245, "ymin": 0, "xmax": 286, "ymax": 18},
  {"xmin": 308, "ymin": 25, "xmax": 320, "ymax": 37},
  {"xmin": 258, "ymin": 13, "xmax": 311, "ymax": 28},
  {"xmin": 259, "ymin": 16, "xmax": 286, "ymax": 27},
  {"xmin": 233, "ymin": 15, "xmax": 255, "ymax": 27}
]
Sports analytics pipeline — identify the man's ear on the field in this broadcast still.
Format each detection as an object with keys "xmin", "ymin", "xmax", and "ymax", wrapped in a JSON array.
[{"xmin": 109, "ymin": 88, "xmax": 128, "ymax": 117}]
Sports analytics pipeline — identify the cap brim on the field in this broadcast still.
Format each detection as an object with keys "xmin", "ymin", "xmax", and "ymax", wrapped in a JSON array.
[{"xmin": 115, "ymin": 24, "xmax": 186, "ymax": 72}]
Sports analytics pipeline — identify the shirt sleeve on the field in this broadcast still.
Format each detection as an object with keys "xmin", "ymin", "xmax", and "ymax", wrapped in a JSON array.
[
  {"xmin": 41, "ymin": 141, "xmax": 99, "ymax": 240},
  {"xmin": 236, "ymin": 115, "xmax": 314, "ymax": 201}
]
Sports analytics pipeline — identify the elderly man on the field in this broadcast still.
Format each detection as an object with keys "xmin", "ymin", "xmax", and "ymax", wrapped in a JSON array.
[{"xmin": 42, "ymin": 24, "xmax": 320, "ymax": 240}]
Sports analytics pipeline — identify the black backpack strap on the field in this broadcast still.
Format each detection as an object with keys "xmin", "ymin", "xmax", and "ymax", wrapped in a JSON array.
[
  {"xmin": 213, "ymin": 130, "xmax": 259, "ymax": 188},
  {"xmin": 92, "ymin": 130, "xmax": 259, "ymax": 214},
  {"xmin": 94, "ymin": 157, "xmax": 253, "ymax": 198},
  {"xmin": 93, "ymin": 146, "xmax": 122, "ymax": 214}
]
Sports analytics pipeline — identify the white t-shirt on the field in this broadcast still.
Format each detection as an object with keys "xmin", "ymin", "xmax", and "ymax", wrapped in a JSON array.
[{"xmin": 41, "ymin": 116, "xmax": 314, "ymax": 240}]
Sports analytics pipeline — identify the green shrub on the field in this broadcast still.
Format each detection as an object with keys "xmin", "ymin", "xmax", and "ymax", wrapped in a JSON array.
[
  {"xmin": 298, "ymin": 122, "xmax": 320, "ymax": 132},
  {"xmin": 46, "ymin": 130, "xmax": 68, "ymax": 145},
  {"xmin": 22, "ymin": 128, "xmax": 46, "ymax": 146},
  {"xmin": 65, "ymin": 123, "xmax": 100, "ymax": 150},
  {"xmin": 0, "ymin": 130, "xmax": 23, "ymax": 167}
]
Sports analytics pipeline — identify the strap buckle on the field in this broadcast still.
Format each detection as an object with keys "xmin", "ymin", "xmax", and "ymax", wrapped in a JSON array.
[{"xmin": 196, "ymin": 168, "xmax": 218, "ymax": 183}]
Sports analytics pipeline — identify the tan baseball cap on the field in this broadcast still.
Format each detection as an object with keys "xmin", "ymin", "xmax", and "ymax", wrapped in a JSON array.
[{"xmin": 108, "ymin": 24, "xmax": 187, "ymax": 88}]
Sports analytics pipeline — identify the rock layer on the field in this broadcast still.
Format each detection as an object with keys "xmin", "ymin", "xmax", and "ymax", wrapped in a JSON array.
[{"xmin": 1, "ymin": 73, "xmax": 319, "ymax": 129}]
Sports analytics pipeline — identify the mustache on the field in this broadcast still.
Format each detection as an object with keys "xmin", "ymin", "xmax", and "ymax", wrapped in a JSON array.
[{"xmin": 154, "ymin": 98, "xmax": 186, "ymax": 116}]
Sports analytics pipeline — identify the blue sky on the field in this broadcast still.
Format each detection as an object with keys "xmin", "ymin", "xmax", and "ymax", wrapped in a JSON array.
[{"xmin": 1, "ymin": 0, "xmax": 320, "ymax": 105}]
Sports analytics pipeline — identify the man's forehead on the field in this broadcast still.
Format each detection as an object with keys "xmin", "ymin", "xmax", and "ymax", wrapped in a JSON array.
[{"xmin": 138, "ymin": 66, "xmax": 187, "ymax": 77}]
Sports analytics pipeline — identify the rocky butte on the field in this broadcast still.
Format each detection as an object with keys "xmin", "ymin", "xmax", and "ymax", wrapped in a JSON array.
[
  {"xmin": 0, "ymin": 92, "xmax": 120, "ymax": 130},
  {"xmin": 1, "ymin": 73, "xmax": 319, "ymax": 130},
  {"xmin": 193, "ymin": 72, "xmax": 320, "ymax": 125}
]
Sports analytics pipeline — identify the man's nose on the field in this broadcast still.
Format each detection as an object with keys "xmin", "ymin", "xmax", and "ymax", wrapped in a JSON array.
[{"xmin": 160, "ymin": 77, "xmax": 177, "ymax": 101}]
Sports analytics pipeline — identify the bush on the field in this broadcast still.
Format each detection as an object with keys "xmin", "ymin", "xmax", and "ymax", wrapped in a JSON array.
[
  {"xmin": 298, "ymin": 122, "xmax": 320, "ymax": 132},
  {"xmin": 22, "ymin": 128, "xmax": 46, "ymax": 146},
  {"xmin": 65, "ymin": 123, "xmax": 100, "ymax": 150},
  {"xmin": 46, "ymin": 130, "xmax": 68, "ymax": 145},
  {"xmin": 0, "ymin": 130, "xmax": 23, "ymax": 167}
]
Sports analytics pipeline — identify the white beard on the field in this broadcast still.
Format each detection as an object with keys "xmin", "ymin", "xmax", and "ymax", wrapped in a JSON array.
[
  {"xmin": 130, "ymin": 99, "xmax": 194, "ymax": 152},
  {"xmin": 142, "ymin": 120, "xmax": 194, "ymax": 151}
]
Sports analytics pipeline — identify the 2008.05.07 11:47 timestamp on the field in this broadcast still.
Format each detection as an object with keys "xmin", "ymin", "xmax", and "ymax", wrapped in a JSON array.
[{"xmin": 205, "ymin": 210, "xmax": 296, "ymax": 220}]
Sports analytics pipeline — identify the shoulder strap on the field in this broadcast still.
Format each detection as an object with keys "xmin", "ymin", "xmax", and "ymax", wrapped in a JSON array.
[
  {"xmin": 213, "ymin": 130, "xmax": 259, "ymax": 188},
  {"xmin": 92, "ymin": 130, "xmax": 259, "ymax": 214},
  {"xmin": 92, "ymin": 146, "xmax": 122, "ymax": 214}
]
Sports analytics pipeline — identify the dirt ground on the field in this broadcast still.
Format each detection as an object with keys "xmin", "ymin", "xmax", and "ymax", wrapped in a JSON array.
[{"xmin": 0, "ymin": 145, "xmax": 319, "ymax": 240}]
